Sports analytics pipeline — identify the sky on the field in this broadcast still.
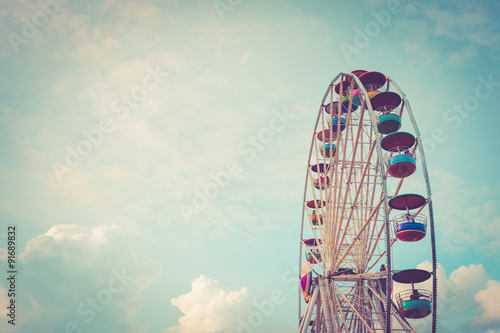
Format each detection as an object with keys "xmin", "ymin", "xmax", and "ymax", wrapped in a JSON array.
[{"xmin": 0, "ymin": 0, "xmax": 500, "ymax": 332}]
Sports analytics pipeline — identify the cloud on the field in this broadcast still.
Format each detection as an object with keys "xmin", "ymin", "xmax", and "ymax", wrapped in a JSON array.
[
  {"xmin": 421, "ymin": 3, "xmax": 499, "ymax": 48},
  {"xmin": 393, "ymin": 1, "xmax": 500, "ymax": 65},
  {"xmin": 166, "ymin": 275, "xmax": 253, "ymax": 333},
  {"xmin": 475, "ymin": 280, "xmax": 500, "ymax": 325},
  {"xmin": 430, "ymin": 169, "xmax": 500, "ymax": 262},
  {"xmin": 447, "ymin": 45, "xmax": 478, "ymax": 65},
  {"xmin": 0, "ymin": 224, "xmax": 161, "ymax": 333}
]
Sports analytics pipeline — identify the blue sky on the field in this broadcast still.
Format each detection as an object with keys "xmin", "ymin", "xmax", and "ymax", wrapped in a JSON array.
[{"xmin": 0, "ymin": 0, "xmax": 499, "ymax": 332}]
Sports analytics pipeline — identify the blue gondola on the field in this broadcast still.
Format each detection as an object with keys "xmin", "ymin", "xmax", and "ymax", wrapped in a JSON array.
[
  {"xmin": 320, "ymin": 143, "xmax": 337, "ymax": 158},
  {"xmin": 377, "ymin": 113, "xmax": 402, "ymax": 134}
]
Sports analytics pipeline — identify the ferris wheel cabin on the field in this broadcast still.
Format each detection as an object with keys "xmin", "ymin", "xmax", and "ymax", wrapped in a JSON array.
[
  {"xmin": 310, "ymin": 212, "xmax": 323, "ymax": 226},
  {"xmin": 306, "ymin": 200, "xmax": 325, "ymax": 226},
  {"xmin": 320, "ymin": 143, "xmax": 336, "ymax": 158},
  {"xmin": 300, "ymin": 261, "xmax": 312, "ymax": 303},
  {"xmin": 325, "ymin": 99, "xmax": 358, "ymax": 114},
  {"xmin": 389, "ymin": 194, "xmax": 428, "ymax": 242},
  {"xmin": 370, "ymin": 91, "xmax": 403, "ymax": 134},
  {"xmin": 359, "ymin": 70, "xmax": 386, "ymax": 91},
  {"xmin": 304, "ymin": 238, "xmax": 322, "ymax": 264},
  {"xmin": 331, "ymin": 117, "xmax": 347, "ymax": 132},
  {"xmin": 381, "ymin": 131, "xmax": 417, "ymax": 178},
  {"xmin": 393, "ymin": 269, "xmax": 433, "ymax": 319},
  {"xmin": 314, "ymin": 177, "xmax": 330, "ymax": 190}
]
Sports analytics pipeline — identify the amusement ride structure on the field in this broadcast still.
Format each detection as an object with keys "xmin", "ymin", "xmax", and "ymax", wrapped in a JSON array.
[{"xmin": 298, "ymin": 70, "xmax": 437, "ymax": 333}]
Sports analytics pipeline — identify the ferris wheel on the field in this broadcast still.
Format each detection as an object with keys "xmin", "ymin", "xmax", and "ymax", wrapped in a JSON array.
[{"xmin": 298, "ymin": 70, "xmax": 437, "ymax": 333}]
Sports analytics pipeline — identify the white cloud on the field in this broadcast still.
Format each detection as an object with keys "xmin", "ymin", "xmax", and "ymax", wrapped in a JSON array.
[
  {"xmin": 43, "ymin": 223, "xmax": 118, "ymax": 242},
  {"xmin": 475, "ymin": 280, "xmax": 500, "ymax": 325},
  {"xmin": 166, "ymin": 275, "xmax": 252, "ymax": 333},
  {"xmin": 430, "ymin": 169, "xmax": 500, "ymax": 260},
  {"xmin": 0, "ymin": 224, "xmax": 161, "ymax": 333},
  {"xmin": 447, "ymin": 45, "xmax": 478, "ymax": 65},
  {"xmin": 421, "ymin": 3, "xmax": 498, "ymax": 48},
  {"xmin": 393, "ymin": 2, "xmax": 499, "ymax": 65}
]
